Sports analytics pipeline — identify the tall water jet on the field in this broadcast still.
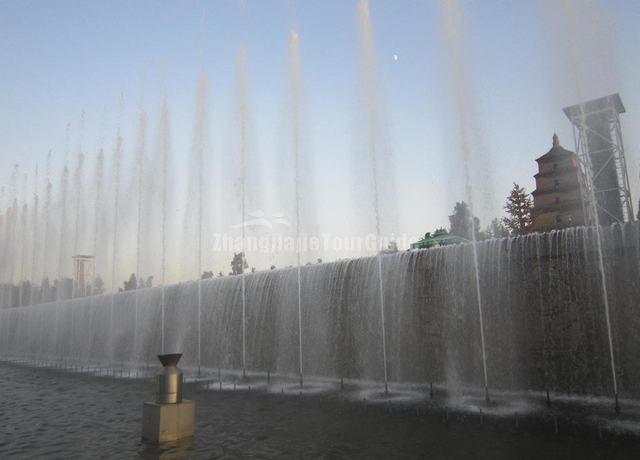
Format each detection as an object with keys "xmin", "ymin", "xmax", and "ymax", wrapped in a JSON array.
[
  {"xmin": 558, "ymin": 0, "xmax": 620, "ymax": 413},
  {"xmin": 441, "ymin": 0, "xmax": 490, "ymax": 402},
  {"xmin": 71, "ymin": 146, "xmax": 85, "ymax": 298},
  {"xmin": 110, "ymin": 111, "xmax": 124, "ymax": 361},
  {"xmin": 0, "ymin": 186, "xmax": 4, "ymax": 308},
  {"xmin": 90, "ymin": 108, "xmax": 109, "ymax": 300},
  {"xmin": 288, "ymin": 30, "xmax": 305, "ymax": 387},
  {"xmin": 56, "ymin": 163, "xmax": 69, "ymax": 302},
  {"xmin": 0, "ymin": 186, "xmax": 4, "ymax": 230},
  {"xmin": 134, "ymin": 109, "xmax": 148, "ymax": 364},
  {"xmin": 357, "ymin": 0, "xmax": 391, "ymax": 394},
  {"xmin": 195, "ymin": 75, "xmax": 208, "ymax": 375},
  {"xmin": 234, "ymin": 49, "xmax": 250, "ymax": 378},
  {"xmin": 0, "ymin": 169, "xmax": 15, "ymax": 307},
  {"xmin": 87, "ymin": 145, "xmax": 105, "ymax": 363},
  {"xmin": 29, "ymin": 164, "xmax": 39, "ymax": 305},
  {"xmin": 41, "ymin": 152, "xmax": 52, "ymax": 294},
  {"xmin": 3, "ymin": 199, "xmax": 18, "ymax": 307},
  {"xmin": 18, "ymin": 174, "xmax": 28, "ymax": 306},
  {"xmin": 158, "ymin": 95, "xmax": 172, "ymax": 354},
  {"xmin": 91, "ymin": 147, "xmax": 105, "ymax": 296},
  {"xmin": 0, "ymin": 186, "xmax": 4, "ymax": 291},
  {"xmin": 1, "ymin": 190, "xmax": 15, "ymax": 310},
  {"xmin": 2, "ymin": 167, "xmax": 19, "ymax": 309}
]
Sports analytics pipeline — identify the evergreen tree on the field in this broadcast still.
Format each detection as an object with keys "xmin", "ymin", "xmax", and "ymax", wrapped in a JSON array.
[
  {"xmin": 123, "ymin": 273, "xmax": 137, "ymax": 291},
  {"xmin": 486, "ymin": 217, "xmax": 509, "ymax": 238},
  {"xmin": 448, "ymin": 201, "xmax": 481, "ymax": 240},
  {"xmin": 503, "ymin": 183, "xmax": 533, "ymax": 235},
  {"xmin": 92, "ymin": 275, "xmax": 104, "ymax": 295},
  {"xmin": 231, "ymin": 252, "xmax": 248, "ymax": 275}
]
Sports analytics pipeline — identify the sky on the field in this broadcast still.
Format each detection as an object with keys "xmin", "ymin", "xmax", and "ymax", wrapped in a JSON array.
[{"xmin": 1, "ymin": 0, "xmax": 640, "ymax": 277}]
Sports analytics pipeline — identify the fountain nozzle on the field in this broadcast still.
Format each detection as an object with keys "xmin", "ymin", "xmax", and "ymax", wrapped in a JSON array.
[
  {"xmin": 142, "ymin": 353, "xmax": 195, "ymax": 444},
  {"xmin": 158, "ymin": 353, "xmax": 182, "ymax": 368},
  {"xmin": 156, "ymin": 353, "xmax": 183, "ymax": 404}
]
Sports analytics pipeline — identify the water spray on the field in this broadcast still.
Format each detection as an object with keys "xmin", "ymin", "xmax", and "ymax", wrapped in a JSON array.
[{"xmin": 357, "ymin": 0, "xmax": 390, "ymax": 397}]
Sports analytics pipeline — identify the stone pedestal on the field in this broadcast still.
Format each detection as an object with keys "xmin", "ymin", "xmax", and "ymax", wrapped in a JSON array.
[{"xmin": 141, "ymin": 399, "xmax": 195, "ymax": 444}]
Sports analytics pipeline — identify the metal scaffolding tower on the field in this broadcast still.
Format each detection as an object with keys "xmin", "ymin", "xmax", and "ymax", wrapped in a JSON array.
[{"xmin": 563, "ymin": 93, "xmax": 634, "ymax": 225}]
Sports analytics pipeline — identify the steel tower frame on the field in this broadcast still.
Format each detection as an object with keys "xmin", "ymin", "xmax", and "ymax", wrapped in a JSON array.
[{"xmin": 563, "ymin": 94, "xmax": 634, "ymax": 224}]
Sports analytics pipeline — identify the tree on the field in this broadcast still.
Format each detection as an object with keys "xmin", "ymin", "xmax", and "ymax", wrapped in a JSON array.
[
  {"xmin": 231, "ymin": 252, "xmax": 248, "ymax": 275},
  {"xmin": 485, "ymin": 218, "xmax": 509, "ymax": 238},
  {"xmin": 93, "ymin": 276, "xmax": 104, "ymax": 295},
  {"xmin": 503, "ymin": 183, "xmax": 533, "ymax": 235},
  {"xmin": 201, "ymin": 271, "xmax": 213, "ymax": 280},
  {"xmin": 123, "ymin": 273, "xmax": 137, "ymax": 291},
  {"xmin": 448, "ymin": 201, "xmax": 481, "ymax": 240}
]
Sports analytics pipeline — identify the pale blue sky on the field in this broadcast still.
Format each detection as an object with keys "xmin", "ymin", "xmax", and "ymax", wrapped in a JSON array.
[{"xmin": 1, "ymin": 0, "xmax": 639, "ymax": 249}]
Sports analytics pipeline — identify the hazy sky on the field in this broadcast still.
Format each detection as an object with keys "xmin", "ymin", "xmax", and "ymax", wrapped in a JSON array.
[{"xmin": 1, "ymin": 0, "xmax": 639, "ymax": 269}]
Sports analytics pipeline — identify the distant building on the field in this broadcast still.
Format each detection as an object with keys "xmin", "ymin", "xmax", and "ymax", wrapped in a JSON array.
[
  {"xmin": 72, "ymin": 255, "xmax": 94, "ymax": 298},
  {"xmin": 530, "ymin": 134, "xmax": 591, "ymax": 232}
]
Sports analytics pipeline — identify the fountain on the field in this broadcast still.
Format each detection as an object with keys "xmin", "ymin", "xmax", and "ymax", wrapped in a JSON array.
[
  {"xmin": 41, "ymin": 152, "xmax": 52, "ymax": 297},
  {"xmin": 142, "ymin": 353, "xmax": 195, "ymax": 444},
  {"xmin": 234, "ymin": 48, "xmax": 250, "ymax": 379},
  {"xmin": 29, "ymin": 164, "xmax": 39, "ymax": 305},
  {"xmin": 133, "ymin": 109, "xmax": 148, "ymax": 366},
  {"xmin": 558, "ymin": 0, "xmax": 621, "ymax": 414},
  {"xmin": 195, "ymin": 76, "xmax": 207, "ymax": 377},
  {"xmin": 71, "ymin": 113, "xmax": 86, "ymax": 300},
  {"xmin": 56, "ymin": 163, "xmax": 69, "ymax": 303},
  {"xmin": 441, "ymin": 0, "xmax": 490, "ymax": 403},
  {"xmin": 357, "ymin": 0, "xmax": 392, "ymax": 395},
  {"xmin": 289, "ymin": 29, "xmax": 305, "ymax": 388},
  {"xmin": 18, "ymin": 174, "xmax": 29, "ymax": 307},
  {"xmin": 109, "ymin": 112, "xmax": 123, "ymax": 363},
  {"xmin": 1, "ymin": 223, "xmax": 639, "ymax": 403},
  {"xmin": 158, "ymin": 94, "xmax": 172, "ymax": 355},
  {"xmin": 0, "ymin": 0, "xmax": 637, "ymax": 424}
]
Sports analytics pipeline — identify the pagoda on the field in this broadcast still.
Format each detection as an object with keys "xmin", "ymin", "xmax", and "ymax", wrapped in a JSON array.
[{"xmin": 530, "ymin": 134, "xmax": 592, "ymax": 232}]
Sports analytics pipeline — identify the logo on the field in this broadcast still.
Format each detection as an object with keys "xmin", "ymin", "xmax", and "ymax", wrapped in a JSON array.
[{"xmin": 230, "ymin": 210, "xmax": 291, "ymax": 230}]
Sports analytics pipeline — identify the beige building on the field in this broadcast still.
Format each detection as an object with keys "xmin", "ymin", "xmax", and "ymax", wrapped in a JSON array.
[{"xmin": 530, "ymin": 134, "xmax": 592, "ymax": 232}]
